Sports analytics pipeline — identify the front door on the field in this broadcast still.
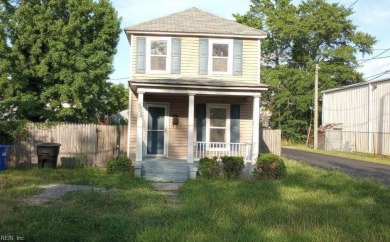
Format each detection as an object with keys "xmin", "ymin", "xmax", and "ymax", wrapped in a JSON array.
[{"xmin": 146, "ymin": 106, "xmax": 166, "ymax": 155}]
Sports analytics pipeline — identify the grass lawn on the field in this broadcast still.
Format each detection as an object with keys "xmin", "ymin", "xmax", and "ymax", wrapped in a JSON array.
[
  {"xmin": 1, "ymin": 161, "xmax": 390, "ymax": 242},
  {"xmin": 283, "ymin": 142, "xmax": 390, "ymax": 166}
]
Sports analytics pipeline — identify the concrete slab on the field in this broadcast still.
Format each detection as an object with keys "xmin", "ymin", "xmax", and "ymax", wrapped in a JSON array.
[
  {"xmin": 152, "ymin": 182, "xmax": 184, "ymax": 191},
  {"xmin": 142, "ymin": 158, "xmax": 190, "ymax": 182}
]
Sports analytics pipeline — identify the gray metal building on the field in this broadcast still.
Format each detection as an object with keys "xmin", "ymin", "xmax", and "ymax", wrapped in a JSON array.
[{"xmin": 321, "ymin": 78, "xmax": 390, "ymax": 155}]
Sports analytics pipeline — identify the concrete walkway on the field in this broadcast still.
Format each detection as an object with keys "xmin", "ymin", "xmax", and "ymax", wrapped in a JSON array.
[
  {"xmin": 141, "ymin": 158, "xmax": 191, "ymax": 206},
  {"xmin": 152, "ymin": 182, "xmax": 184, "ymax": 207},
  {"xmin": 282, "ymin": 147, "xmax": 390, "ymax": 187}
]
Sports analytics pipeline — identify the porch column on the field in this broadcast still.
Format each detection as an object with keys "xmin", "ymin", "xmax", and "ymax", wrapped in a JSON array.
[
  {"xmin": 252, "ymin": 94, "xmax": 261, "ymax": 163},
  {"xmin": 187, "ymin": 93, "xmax": 195, "ymax": 163},
  {"xmin": 135, "ymin": 91, "xmax": 144, "ymax": 163}
]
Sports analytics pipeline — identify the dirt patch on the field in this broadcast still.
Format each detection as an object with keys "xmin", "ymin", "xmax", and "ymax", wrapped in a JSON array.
[{"xmin": 23, "ymin": 184, "xmax": 109, "ymax": 205}]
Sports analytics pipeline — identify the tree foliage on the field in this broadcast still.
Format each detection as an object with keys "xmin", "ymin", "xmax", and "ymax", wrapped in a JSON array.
[
  {"xmin": 105, "ymin": 83, "xmax": 128, "ymax": 117},
  {"xmin": 235, "ymin": 0, "xmax": 376, "ymax": 141},
  {"xmin": 0, "ymin": 0, "xmax": 121, "ymax": 123}
]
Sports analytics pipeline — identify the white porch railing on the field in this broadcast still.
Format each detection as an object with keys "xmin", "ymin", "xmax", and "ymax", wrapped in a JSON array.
[{"xmin": 195, "ymin": 142, "xmax": 252, "ymax": 161}]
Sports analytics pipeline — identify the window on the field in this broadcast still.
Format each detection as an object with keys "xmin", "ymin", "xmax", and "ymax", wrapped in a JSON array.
[
  {"xmin": 146, "ymin": 37, "xmax": 171, "ymax": 73},
  {"xmin": 150, "ymin": 40, "xmax": 167, "ymax": 70},
  {"xmin": 208, "ymin": 39, "xmax": 233, "ymax": 74},
  {"xmin": 206, "ymin": 104, "xmax": 230, "ymax": 147}
]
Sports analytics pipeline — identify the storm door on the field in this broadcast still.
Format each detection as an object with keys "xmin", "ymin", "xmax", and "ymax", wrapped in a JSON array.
[{"xmin": 146, "ymin": 105, "xmax": 167, "ymax": 155}]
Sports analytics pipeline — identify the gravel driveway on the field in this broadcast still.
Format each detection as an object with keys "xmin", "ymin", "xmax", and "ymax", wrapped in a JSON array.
[{"xmin": 282, "ymin": 147, "xmax": 390, "ymax": 188}]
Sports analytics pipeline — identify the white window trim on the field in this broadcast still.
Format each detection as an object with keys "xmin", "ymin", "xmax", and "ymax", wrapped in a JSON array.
[
  {"xmin": 145, "ymin": 37, "xmax": 171, "ymax": 74},
  {"xmin": 206, "ymin": 103, "xmax": 231, "ymax": 150},
  {"xmin": 208, "ymin": 39, "xmax": 233, "ymax": 75}
]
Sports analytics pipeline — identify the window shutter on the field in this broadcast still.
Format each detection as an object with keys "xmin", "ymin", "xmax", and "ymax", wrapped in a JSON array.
[
  {"xmin": 233, "ymin": 40, "xmax": 243, "ymax": 76},
  {"xmin": 230, "ymin": 105, "xmax": 240, "ymax": 143},
  {"xmin": 198, "ymin": 39, "xmax": 208, "ymax": 75},
  {"xmin": 171, "ymin": 38, "xmax": 181, "ymax": 74},
  {"xmin": 196, "ymin": 104, "xmax": 206, "ymax": 142},
  {"xmin": 136, "ymin": 37, "xmax": 146, "ymax": 74}
]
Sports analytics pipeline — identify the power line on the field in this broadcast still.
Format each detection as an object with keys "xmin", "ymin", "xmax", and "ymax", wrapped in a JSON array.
[
  {"xmin": 372, "ymin": 48, "xmax": 390, "ymax": 51},
  {"xmin": 348, "ymin": 0, "xmax": 359, "ymax": 9},
  {"xmin": 359, "ymin": 55, "xmax": 390, "ymax": 61},
  {"xmin": 108, "ymin": 77, "xmax": 130, "ymax": 81},
  {"xmin": 364, "ymin": 71, "xmax": 387, "ymax": 80},
  {"xmin": 287, "ymin": 54, "xmax": 390, "ymax": 65},
  {"xmin": 365, "ymin": 70, "xmax": 390, "ymax": 82},
  {"xmin": 359, "ymin": 47, "xmax": 390, "ymax": 64}
]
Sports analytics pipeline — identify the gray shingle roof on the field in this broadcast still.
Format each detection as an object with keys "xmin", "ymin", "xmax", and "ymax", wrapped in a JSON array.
[{"xmin": 124, "ymin": 7, "xmax": 266, "ymax": 38}]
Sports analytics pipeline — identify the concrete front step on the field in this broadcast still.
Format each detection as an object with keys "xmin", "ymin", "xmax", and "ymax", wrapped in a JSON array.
[
  {"xmin": 142, "ymin": 165, "xmax": 188, "ymax": 181},
  {"xmin": 143, "ymin": 170, "xmax": 188, "ymax": 182},
  {"xmin": 137, "ymin": 158, "xmax": 198, "ymax": 182},
  {"xmin": 143, "ymin": 175, "xmax": 188, "ymax": 183}
]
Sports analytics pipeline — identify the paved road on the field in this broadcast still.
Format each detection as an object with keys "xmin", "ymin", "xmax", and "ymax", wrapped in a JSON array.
[{"xmin": 282, "ymin": 147, "xmax": 390, "ymax": 187}]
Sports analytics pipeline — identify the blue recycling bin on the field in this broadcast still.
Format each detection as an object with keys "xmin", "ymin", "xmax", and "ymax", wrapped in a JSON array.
[{"xmin": 0, "ymin": 145, "xmax": 10, "ymax": 171}]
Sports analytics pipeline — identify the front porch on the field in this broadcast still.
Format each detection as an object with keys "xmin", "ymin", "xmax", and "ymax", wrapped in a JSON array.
[{"xmin": 128, "ymin": 79, "xmax": 267, "ymax": 179}]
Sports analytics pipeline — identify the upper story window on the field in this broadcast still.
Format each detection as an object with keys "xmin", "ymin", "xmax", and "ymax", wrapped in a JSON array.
[
  {"xmin": 146, "ymin": 37, "xmax": 172, "ymax": 73},
  {"xmin": 208, "ymin": 39, "xmax": 233, "ymax": 75}
]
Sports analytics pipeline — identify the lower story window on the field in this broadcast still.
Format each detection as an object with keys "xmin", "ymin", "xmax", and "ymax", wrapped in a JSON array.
[{"xmin": 206, "ymin": 104, "xmax": 230, "ymax": 145}]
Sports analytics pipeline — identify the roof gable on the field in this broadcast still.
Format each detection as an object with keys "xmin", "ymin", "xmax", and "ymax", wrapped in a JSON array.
[{"xmin": 124, "ymin": 7, "xmax": 266, "ymax": 38}]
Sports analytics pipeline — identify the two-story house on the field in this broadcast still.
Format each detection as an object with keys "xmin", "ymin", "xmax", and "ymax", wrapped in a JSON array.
[{"xmin": 124, "ymin": 7, "xmax": 267, "ymax": 177}]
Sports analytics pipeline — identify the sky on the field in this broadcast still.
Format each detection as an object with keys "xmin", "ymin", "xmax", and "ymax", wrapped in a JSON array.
[{"xmin": 108, "ymin": 0, "xmax": 390, "ymax": 85}]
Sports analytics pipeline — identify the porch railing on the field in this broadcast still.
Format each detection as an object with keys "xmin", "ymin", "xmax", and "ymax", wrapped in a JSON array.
[{"xmin": 195, "ymin": 142, "xmax": 252, "ymax": 161}]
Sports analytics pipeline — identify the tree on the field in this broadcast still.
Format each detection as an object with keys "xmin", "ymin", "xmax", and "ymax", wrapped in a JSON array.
[
  {"xmin": 0, "ymin": 0, "xmax": 121, "ymax": 123},
  {"xmin": 235, "ymin": 0, "xmax": 376, "ymax": 142},
  {"xmin": 105, "ymin": 83, "xmax": 128, "ymax": 117}
]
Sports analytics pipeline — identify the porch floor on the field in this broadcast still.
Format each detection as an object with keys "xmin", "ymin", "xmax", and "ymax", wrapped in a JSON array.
[{"xmin": 141, "ymin": 158, "xmax": 193, "ymax": 182}]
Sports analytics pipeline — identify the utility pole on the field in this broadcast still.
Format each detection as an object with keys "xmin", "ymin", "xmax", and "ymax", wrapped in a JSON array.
[{"xmin": 314, "ymin": 64, "xmax": 319, "ymax": 149}]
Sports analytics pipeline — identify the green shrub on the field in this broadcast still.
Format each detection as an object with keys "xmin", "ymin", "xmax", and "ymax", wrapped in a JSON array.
[
  {"xmin": 221, "ymin": 156, "xmax": 244, "ymax": 178},
  {"xmin": 254, "ymin": 153, "xmax": 287, "ymax": 180},
  {"xmin": 106, "ymin": 156, "xmax": 132, "ymax": 175},
  {"xmin": 199, "ymin": 157, "xmax": 220, "ymax": 179}
]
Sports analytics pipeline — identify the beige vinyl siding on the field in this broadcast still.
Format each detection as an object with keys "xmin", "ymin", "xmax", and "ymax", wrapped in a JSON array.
[
  {"xmin": 129, "ymin": 92, "xmax": 254, "ymax": 159},
  {"xmin": 129, "ymin": 93, "xmax": 189, "ymax": 159},
  {"xmin": 132, "ymin": 35, "xmax": 259, "ymax": 84}
]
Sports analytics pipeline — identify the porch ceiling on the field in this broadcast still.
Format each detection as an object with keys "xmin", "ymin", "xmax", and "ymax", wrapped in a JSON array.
[{"xmin": 129, "ymin": 78, "xmax": 268, "ymax": 96}]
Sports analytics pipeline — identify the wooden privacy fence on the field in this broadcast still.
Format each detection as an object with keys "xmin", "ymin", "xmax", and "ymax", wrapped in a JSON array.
[
  {"xmin": 8, "ymin": 124, "xmax": 280, "ymax": 167},
  {"xmin": 260, "ymin": 129, "xmax": 281, "ymax": 156},
  {"xmin": 9, "ymin": 124, "xmax": 128, "ymax": 167}
]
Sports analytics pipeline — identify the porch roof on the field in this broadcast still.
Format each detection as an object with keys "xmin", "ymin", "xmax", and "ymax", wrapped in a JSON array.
[{"xmin": 129, "ymin": 78, "xmax": 268, "ymax": 96}]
